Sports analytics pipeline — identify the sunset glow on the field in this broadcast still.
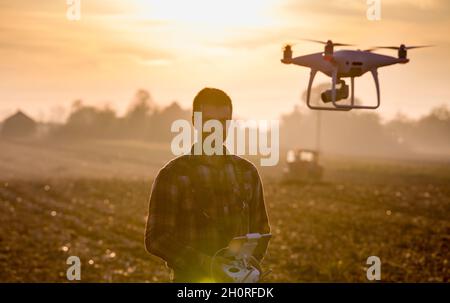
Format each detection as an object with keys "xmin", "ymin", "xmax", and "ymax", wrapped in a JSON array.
[
  {"xmin": 134, "ymin": 0, "xmax": 276, "ymax": 28},
  {"xmin": 0, "ymin": 0, "xmax": 449, "ymax": 122}
]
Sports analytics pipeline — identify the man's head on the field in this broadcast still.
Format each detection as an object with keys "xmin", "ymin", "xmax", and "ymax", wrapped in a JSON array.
[{"xmin": 192, "ymin": 88, "xmax": 233, "ymax": 142}]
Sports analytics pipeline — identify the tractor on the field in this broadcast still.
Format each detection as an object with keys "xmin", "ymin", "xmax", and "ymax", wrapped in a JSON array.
[{"xmin": 283, "ymin": 149, "xmax": 323, "ymax": 182}]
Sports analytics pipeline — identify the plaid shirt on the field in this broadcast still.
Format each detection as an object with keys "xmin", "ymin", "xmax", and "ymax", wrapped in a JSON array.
[{"xmin": 144, "ymin": 149, "xmax": 270, "ymax": 279}]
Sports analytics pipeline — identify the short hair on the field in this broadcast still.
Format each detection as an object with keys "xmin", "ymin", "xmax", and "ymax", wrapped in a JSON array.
[{"xmin": 192, "ymin": 88, "xmax": 233, "ymax": 114}]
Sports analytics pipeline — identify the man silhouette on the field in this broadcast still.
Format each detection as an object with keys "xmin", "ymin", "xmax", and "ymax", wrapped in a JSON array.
[{"xmin": 145, "ymin": 88, "xmax": 270, "ymax": 282}]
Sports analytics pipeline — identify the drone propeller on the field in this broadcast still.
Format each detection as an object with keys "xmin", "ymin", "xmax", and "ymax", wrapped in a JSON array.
[
  {"xmin": 302, "ymin": 39, "xmax": 354, "ymax": 47},
  {"xmin": 282, "ymin": 43, "xmax": 296, "ymax": 48},
  {"xmin": 370, "ymin": 45, "xmax": 433, "ymax": 51}
]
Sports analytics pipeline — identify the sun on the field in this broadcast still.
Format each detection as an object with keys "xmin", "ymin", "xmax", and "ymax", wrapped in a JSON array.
[{"xmin": 133, "ymin": 0, "xmax": 276, "ymax": 29}]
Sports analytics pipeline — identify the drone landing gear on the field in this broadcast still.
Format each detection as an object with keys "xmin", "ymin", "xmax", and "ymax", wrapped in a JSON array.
[
  {"xmin": 306, "ymin": 69, "xmax": 350, "ymax": 111},
  {"xmin": 306, "ymin": 68, "xmax": 381, "ymax": 111}
]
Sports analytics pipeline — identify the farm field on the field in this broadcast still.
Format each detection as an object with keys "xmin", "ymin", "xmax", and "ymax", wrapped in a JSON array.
[{"xmin": 0, "ymin": 139, "xmax": 449, "ymax": 282}]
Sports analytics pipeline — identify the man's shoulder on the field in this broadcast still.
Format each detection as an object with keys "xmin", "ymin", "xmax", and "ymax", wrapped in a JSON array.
[
  {"xmin": 229, "ymin": 154, "xmax": 259, "ymax": 174},
  {"xmin": 157, "ymin": 154, "xmax": 259, "ymax": 175},
  {"xmin": 156, "ymin": 155, "xmax": 192, "ymax": 177}
]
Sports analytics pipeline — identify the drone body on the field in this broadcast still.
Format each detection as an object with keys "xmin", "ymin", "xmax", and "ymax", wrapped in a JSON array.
[
  {"xmin": 282, "ymin": 40, "xmax": 429, "ymax": 111},
  {"xmin": 283, "ymin": 50, "xmax": 408, "ymax": 78}
]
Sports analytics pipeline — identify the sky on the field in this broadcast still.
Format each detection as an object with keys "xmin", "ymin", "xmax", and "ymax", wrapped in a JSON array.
[{"xmin": 1, "ymin": 0, "xmax": 450, "ymax": 122}]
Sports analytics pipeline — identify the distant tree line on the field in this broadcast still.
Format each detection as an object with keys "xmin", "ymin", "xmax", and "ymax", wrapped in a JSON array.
[
  {"xmin": 280, "ymin": 85, "xmax": 450, "ymax": 158},
  {"xmin": 48, "ymin": 88, "xmax": 449, "ymax": 159},
  {"xmin": 52, "ymin": 89, "xmax": 190, "ymax": 142}
]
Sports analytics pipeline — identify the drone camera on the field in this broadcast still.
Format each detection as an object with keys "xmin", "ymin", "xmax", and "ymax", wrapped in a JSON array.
[{"xmin": 321, "ymin": 83, "xmax": 349, "ymax": 103}]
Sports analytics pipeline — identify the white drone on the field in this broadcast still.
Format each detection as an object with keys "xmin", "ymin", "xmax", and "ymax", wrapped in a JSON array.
[{"xmin": 281, "ymin": 39, "xmax": 431, "ymax": 111}]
